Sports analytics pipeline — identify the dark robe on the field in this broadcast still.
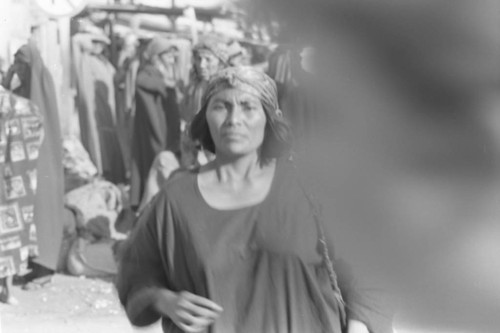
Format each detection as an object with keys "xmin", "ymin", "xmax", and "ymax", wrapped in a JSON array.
[
  {"xmin": 130, "ymin": 64, "xmax": 181, "ymax": 208},
  {"xmin": 117, "ymin": 158, "xmax": 392, "ymax": 333},
  {"xmin": 13, "ymin": 43, "xmax": 64, "ymax": 271}
]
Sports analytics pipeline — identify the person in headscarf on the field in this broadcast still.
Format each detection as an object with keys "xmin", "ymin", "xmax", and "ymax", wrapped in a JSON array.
[
  {"xmin": 72, "ymin": 32, "xmax": 126, "ymax": 184},
  {"xmin": 5, "ymin": 42, "xmax": 65, "ymax": 289},
  {"xmin": 227, "ymin": 41, "xmax": 252, "ymax": 67},
  {"xmin": 129, "ymin": 37, "xmax": 182, "ymax": 209},
  {"xmin": 0, "ymin": 84, "xmax": 45, "ymax": 304},
  {"xmin": 180, "ymin": 38, "xmax": 230, "ymax": 123},
  {"xmin": 117, "ymin": 67, "xmax": 390, "ymax": 333},
  {"xmin": 179, "ymin": 38, "xmax": 229, "ymax": 169}
]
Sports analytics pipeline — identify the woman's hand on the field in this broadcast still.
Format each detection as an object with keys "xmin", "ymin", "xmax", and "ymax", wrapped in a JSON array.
[
  {"xmin": 154, "ymin": 290, "xmax": 223, "ymax": 333},
  {"xmin": 347, "ymin": 319, "xmax": 370, "ymax": 333}
]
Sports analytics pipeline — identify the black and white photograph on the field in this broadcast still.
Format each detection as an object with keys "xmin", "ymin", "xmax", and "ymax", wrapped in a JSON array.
[
  {"xmin": 20, "ymin": 205, "xmax": 34, "ymax": 224},
  {"xmin": 0, "ymin": 0, "xmax": 499, "ymax": 333},
  {"xmin": 8, "ymin": 142, "xmax": 26, "ymax": 163},
  {"xmin": 5, "ymin": 119, "xmax": 21, "ymax": 138},
  {"xmin": 21, "ymin": 117, "xmax": 43, "ymax": 140},
  {"xmin": 0, "ymin": 204, "xmax": 23, "ymax": 235},
  {"xmin": 3, "ymin": 176, "xmax": 27, "ymax": 201}
]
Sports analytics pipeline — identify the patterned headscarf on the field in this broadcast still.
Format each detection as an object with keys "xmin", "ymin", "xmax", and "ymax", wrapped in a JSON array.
[
  {"xmin": 191, "ymin": 66, "xmax": 290, "ymax": 159},
  {"xmin": 200, "ymin": 66, "xmax": 280, "ymax": 117},
  {"xmin": 193, "ymin": 38, "xmax": 230, "ymax": 65}
]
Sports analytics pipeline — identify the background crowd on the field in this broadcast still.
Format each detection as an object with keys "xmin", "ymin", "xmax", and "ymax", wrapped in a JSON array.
[{"xmin": 0, "ymin": 3, "xmax": 317, "ymax": 309}]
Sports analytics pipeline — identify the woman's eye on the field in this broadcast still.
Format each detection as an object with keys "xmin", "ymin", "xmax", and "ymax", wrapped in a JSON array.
[
  {"xmin": 212, "ymin": 104, "xmax": 225, "ymax": 111},
  {"xmin": 242, "ymin": 104, "xmax": 256, "ymax": 111}
]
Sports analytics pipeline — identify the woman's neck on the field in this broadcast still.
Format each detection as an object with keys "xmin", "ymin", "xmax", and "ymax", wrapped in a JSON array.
[{"xmin": 212, "ymin": 153, "xmax": 266, "ymax": 183}]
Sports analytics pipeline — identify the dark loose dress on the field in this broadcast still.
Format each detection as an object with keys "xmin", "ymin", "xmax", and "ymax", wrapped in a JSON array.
[
  {"xmin": 118, "ymin": 159, "xmax": 389, "ymax": 333},
  {"xmin": 130, "ymin": 64, "xmax": 181, "ymax": 207}
]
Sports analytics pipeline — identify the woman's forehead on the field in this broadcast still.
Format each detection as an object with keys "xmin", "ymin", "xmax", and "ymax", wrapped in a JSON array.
[
  {"xmin": 195, "ymin": 50, "xmax": 218, "ymax": 60},
  {"xmin": 209, "ymin": 87, "xmax": 261, "ymax": 103}
]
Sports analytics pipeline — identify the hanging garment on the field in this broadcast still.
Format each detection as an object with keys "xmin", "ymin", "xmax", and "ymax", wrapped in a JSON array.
[
  {"xmin": 115, "ymin": 53, "xmax": 140, "ymax": 179},
  {"xmin": 12, "ymin": 43, "xmax": 65, "ymax": 272},
  {"xmin": 0, "ymin": 86, "xmax": 44, "ymax": 278},
  {"xmin": 72, "ymin": 33, "xmax": 126, "ymax": 184}
]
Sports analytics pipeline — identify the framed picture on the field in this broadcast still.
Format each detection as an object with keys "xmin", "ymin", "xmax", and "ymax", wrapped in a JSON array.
[
  {"xmin": 26, "ymin": 141, "xmax": 41, "ymax": 160},
  {"xmin": 0, "ymin": 236, "xmax": 22, "ymax": 252},
  {"xmin": 22, "ymin": 116, "xmax": 43, "ymax": 140},
  {"xmin": 4, "ymin": 175, "xmax": 27, "ymax": 200},
  {"xmin": 21, "ymin": 205, "xmax": 34, "ymax": 224},
  {"xmin": 0, "ymin": 204, "xmax": 23, "ymax": 235},
  {"xmin": 6, "ymin": 119, "xmax": 21, "ymax": 137},
  {"xmin": 9, "ymin": 141, "xmax": 26, "ymax": 162}
]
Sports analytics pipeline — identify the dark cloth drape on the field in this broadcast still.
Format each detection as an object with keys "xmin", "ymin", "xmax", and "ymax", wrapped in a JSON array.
[
  {"xmin": 13, "ymin": 42, "xmax": 64, "ymax": 270},
  {"xmin": 130, "ymin": 64, "xmax": 180, "ymax": 207}
]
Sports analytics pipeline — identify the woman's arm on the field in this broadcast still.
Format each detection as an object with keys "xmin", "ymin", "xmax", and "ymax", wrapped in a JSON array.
[
  {"xmin": 334, "ymin": 256, "xmax": 394, "ymax": 333},
  {"xmin": 115, "ymin": 193, "xmax": 170, "ymax": 326},
  {"xmin": 116, "ymin": 192, "xmax": 223, "ymax": 331}
]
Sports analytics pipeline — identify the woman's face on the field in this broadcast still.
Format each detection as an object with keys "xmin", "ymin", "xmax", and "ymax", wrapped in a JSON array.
[
  {"xmin": 194, "ymin": 51, "xmax": 222, "ymax": 81},
  {"xmin": 206, "ymin": 87, "xmax": 267, "ymax": 158},
  {"xmin": 159, "ymin": 49, "xmax": 177, "ymax": 67}
]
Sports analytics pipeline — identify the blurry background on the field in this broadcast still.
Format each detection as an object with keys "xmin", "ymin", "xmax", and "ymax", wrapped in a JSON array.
[{"xmin": 241, "ymin": 0, "xmax": 500, "ymax": 332}]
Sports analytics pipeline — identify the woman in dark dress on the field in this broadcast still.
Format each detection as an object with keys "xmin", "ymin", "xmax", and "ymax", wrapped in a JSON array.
[{"xmin": 117, "ymin": 67, "xmax": 391, "ymax": 333}]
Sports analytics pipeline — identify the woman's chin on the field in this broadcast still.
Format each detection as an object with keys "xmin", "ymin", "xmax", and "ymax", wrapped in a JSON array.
[{"xmin": 217, "ymin": 145, "xmax": 257, "ymax": 158}]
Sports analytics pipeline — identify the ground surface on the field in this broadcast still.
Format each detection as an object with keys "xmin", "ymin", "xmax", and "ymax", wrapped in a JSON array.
[
  {"xmin": 0, "ymin": 274, "xmax": 162, "ymax": 333},
  {"xmin": 0, "ymin": 273, "xmax": 451, "ymax": 333}
]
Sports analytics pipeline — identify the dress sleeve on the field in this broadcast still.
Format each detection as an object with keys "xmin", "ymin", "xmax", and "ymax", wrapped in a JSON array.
[
  {"xmin": 331, "ymin": 244, "xmax": 394, "ymax": 333},
  {"xmin": 115, "ymin": 191, "xmax": 173, "ymax": 326}
]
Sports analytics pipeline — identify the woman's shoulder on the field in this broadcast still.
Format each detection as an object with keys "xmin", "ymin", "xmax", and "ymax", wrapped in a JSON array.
[
  {"xmin": 163, "ymin": 166, "xmax": 192, "ymax": 184},
  {"xmin": 160, "ymin": 168, "xmax": 198, "ymax": 198}
]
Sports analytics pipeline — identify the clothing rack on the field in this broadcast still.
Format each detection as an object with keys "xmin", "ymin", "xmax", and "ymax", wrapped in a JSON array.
[{"xmin": 82, "ymin": 4, "xmax": 232, "ymax": 23}]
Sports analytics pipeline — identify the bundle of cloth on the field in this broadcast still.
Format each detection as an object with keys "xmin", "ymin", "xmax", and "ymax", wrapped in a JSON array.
[
  {"xmin": 62, "ymin": 180, "xmax": 126, "ymax": 277},
  {"xmin": 62, "ymin": 137, "xmax": 98, "ymax": 193}
]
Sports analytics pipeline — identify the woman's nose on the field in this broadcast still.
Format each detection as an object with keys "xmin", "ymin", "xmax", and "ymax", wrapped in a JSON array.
[{"xmin": 226, "ymin": 105, "xmax": 243, "ymax": 124}]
